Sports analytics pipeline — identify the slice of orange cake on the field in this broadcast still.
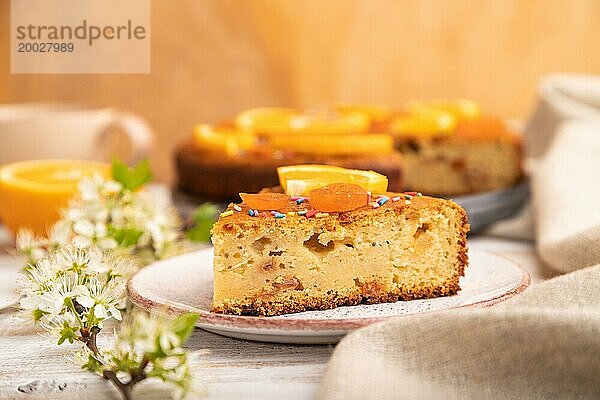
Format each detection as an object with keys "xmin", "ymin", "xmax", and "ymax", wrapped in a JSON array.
[{"xmin": 211, "ymin": 165, "xmax": 469, "ymax": 316}]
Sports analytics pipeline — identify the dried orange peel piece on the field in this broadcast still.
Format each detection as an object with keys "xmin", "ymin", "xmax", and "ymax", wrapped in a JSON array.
[
  {"xmin": 277, "ymin": 165, "xmax": 388, "ymax": 197},
  {"xmin": 239, "ymin": 192, "xmax": 291, "ymax": 211},
  {"xmin": 309, "ymin": 183, "xmax": 368, "ymax": 212},
  {"xmin": 267, "ymin": 133, "xmax": 393, "ymax": 155}
]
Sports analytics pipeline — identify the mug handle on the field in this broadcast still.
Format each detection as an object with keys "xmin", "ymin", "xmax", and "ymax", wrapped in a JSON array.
[{"xmin": 102, "ymin": 112, "xmax": 153, "ymax": 164}]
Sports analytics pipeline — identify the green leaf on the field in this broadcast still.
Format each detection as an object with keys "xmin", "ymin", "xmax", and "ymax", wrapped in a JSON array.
[
  {"xmin": 109, "ymin": 227, "xmax": 144, "ymax": 247},
  {"xmin": 58, "ymin": 322, "xmax": 76, "ymax": 345},
  {"xmin": 81, "ymin": 354, "xmax": 103, "ymax": 373},
  {"xmin": 32, "ymin": 308, "xmax": 47, "ymax": 322},
  {"xmin": 111, "ymin": 158, "xmax": 152, "ymax": 191},
  {"xmin": 170, "ymin": 313, "xmax": 199, "ymax": 343},
  {"xmin": 186, "ymin": 203, "xmax": 218, "ymax": 242}
]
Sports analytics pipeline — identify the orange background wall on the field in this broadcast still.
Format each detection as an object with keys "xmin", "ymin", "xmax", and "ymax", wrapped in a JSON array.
[{"xmin": 1, "ymin": 0, "xmax": 599, "ymax": 182}]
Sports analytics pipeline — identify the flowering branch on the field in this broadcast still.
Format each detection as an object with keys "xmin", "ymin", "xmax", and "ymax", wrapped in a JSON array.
[
  {"xmin": 16, "ymin": 159, "xmax": 200, "ymax": 399},
  {"xmin": 19, "ymin": 245, "xmax": 198, "ymax": 399}
]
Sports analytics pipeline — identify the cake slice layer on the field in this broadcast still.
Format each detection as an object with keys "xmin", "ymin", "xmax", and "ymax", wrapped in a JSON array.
[{"xmin": 211, "ymin": 195, "xmax": 468, "ymax": 316}]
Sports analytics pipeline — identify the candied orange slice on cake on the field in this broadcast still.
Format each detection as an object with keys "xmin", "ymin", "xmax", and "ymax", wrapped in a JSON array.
[
  {"xmin": 193, "ymin": 124, "xmax": 256, "ymax": 156},
  {"xmin": 267, "ymin": 133, "xmax": 393, "ymax": 155},
  {"xmin": 239, "ymin": 192, "xmax": 290, "ymax": 210},
  {"xmin": 309, "ymin": 183, "xmax": 369, "ymax": 212},
  {"xmin": 277, "ymin": 165, "xmax": 388, "ymax": 197}
]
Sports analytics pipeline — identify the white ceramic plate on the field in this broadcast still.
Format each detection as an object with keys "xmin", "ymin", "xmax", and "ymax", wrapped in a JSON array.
[{"xmin": 128, "ymin": 248, "xmax": 530, "ymax": 344}]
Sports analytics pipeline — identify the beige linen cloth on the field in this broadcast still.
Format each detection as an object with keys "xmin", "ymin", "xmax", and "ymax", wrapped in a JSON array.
[{"xmin": 318, "ymin": 74, "xmax": 600, "ymax": 400}]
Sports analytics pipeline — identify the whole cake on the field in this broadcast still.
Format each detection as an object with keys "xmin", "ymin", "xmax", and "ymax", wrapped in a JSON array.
[
  {"xmin": 176, "ymin": 111, "xmax": 404, "ymax": 200},
  {"xmin": 211, "ymin": 166, "xmax": 469, "ymax": 316},
  {"xmin": 176, "ymin": 100, "xmax": 523, "ymax": 200}
]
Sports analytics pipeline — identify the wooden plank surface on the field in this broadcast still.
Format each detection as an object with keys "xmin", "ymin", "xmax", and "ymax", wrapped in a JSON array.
[{"xmin": 0, "ymin": 312, "xmax": 334, "ymax": 400}]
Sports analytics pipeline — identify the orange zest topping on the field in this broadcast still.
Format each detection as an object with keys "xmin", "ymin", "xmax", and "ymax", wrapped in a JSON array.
[
  {"xmin": 239, "ymin": 192, "xmax": 291, "ymax": 211},
  {"xmin": 308, "ymin": 183, "xmax": 369, "ymax": 212}
]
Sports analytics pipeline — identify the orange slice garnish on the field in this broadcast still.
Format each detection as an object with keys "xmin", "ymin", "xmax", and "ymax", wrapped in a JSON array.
[
  {"xmin": 336, "ymin": 104, "xmax": 394, "ymax": 125},
  {"xmin": 390, "ymin": 108, "xmax": 456, "ymax": 138},
  {"xmin": 309, "ymin": 183, "xmax": 368, "ymax": 212},
  {"xmin": 235, "ymin": 107, "xmax": 297, "ymax": 135},
  {"xmin": 406, "ymin": 99, "xmax": 481, "ymax": 120},
  {"xmin": 235, "ymin": 107, "xmax": 369, "ymax": 135},
  {"xmin": 193, "ymin": 124, "xmax": 256, "ymax": 156},
  {"xmin": 267, "ymin": 133, "xmax": 393, "ymax": 155},
  {"xmin": 277, "ymin": 165, "xmax": 388, "ymax": 197}
]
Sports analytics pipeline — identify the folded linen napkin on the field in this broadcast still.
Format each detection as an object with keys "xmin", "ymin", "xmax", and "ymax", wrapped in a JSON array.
[
  {"xmin": 318, "ymin": 74, "xmax": 600, "ymax": 399},
  {"xmin": 318, "ymin": 265, "xmax": 600, "ymax": 400}
]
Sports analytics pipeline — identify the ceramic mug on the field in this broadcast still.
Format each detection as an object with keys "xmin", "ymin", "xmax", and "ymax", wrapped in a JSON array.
[{"xmin": 0, "ymin": 103, "xmax": 153, "ymax": 165}]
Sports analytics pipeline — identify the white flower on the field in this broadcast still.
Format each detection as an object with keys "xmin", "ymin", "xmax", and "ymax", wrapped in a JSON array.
[
  {"xmin": 16, "ymin": 229, "xmax": 46, "ymax": 262},
  {"xmin": 78, "ymin": 176, "xmax": 102, "ymax": 202},
  {"xmin": 72, "ymin": 235, "xmax": 93, "ymax": 249},
  {"xmin": 74, "ymin": 277, "xmax": 125, "ymax": 322},
  {"xmin": 38, "ymin": 273, "xmax": 81, "ymax": 316},
  {"xmin": 97, "ymin": 238, "xmax": 118, "ymax": 250},
  {"xmin": 47, "ymin": 221, "xmax": 71, "ymax": 249},
  {"xmin": 18, "ymin": 258, "xmax": 61, "ymax": 310},
  {"xmin": 103, "ymin": 180, "xmax": 123, "ymax": 194},
  {"xmin": 159, "ymin": 331, "xmax": 181, "ymax": 352},
  {"xmin": 73, "ymin": 219, "xmax": 95, "ymax": 237}
]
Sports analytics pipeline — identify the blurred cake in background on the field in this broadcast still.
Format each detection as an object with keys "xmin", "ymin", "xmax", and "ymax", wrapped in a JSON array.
[
  {"xmin": 176, "ymin": 108, "xmax": 404, "ymax": 200},
  {"xmin": 175, "ymin": 100, "xmax": 523, "ymax": 200}
]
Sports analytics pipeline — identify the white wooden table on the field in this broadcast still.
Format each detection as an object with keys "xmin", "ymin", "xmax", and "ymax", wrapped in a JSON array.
[{"xmin": 0, "ymin": 226, "xmax": 549, "ymax": 400}]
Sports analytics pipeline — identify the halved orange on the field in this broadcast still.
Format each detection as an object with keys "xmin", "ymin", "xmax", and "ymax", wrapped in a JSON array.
[
  {"xmin": 277, "ymin": 165, "xmax": 388, "ymax": 197},
  {"xmin": 0, "ymin": 160, "xmax": 109, "ymax": 236}
]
